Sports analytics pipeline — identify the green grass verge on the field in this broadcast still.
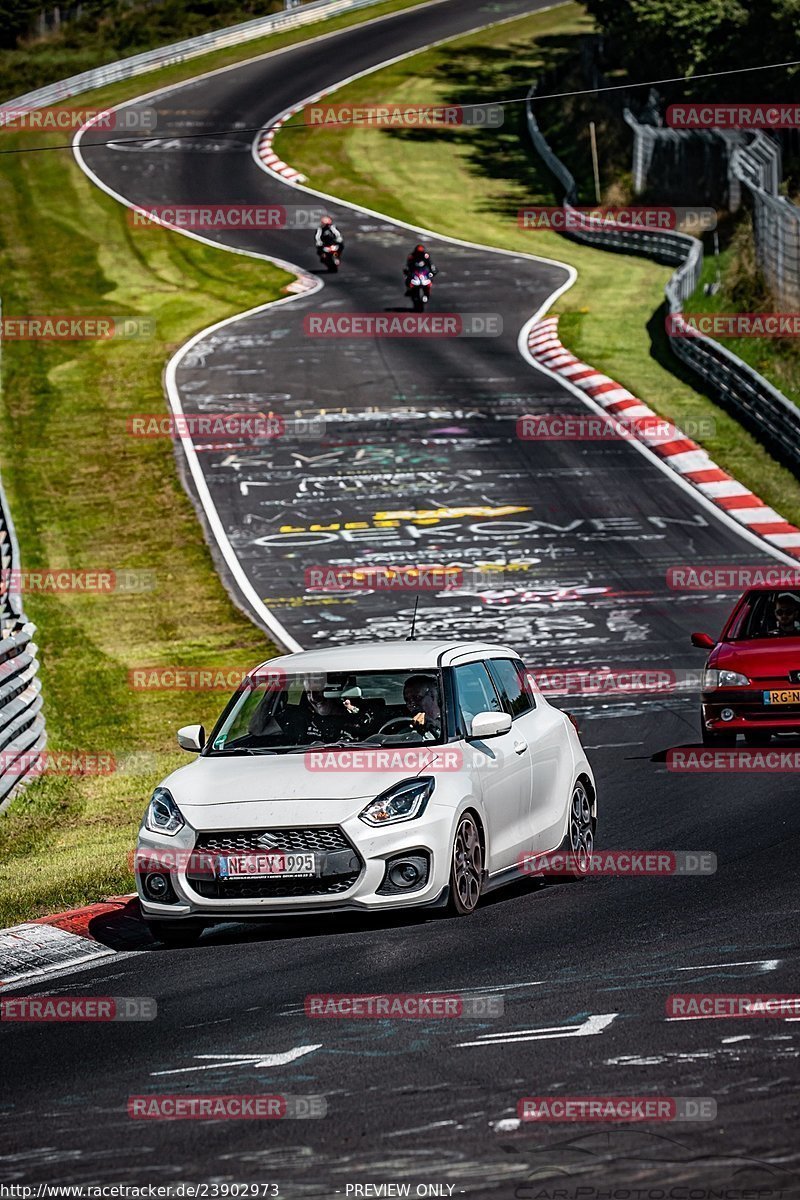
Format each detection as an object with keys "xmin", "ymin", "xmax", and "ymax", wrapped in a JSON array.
[
  {"xmin": 275, "ymin": 0, "xmax": 800, "ymax": 529},
  {"xmin": 0, "ymin": 0, "xmax": 438, "ymax": 927},
  {"xmin": 0, "ymin": 132, "xmax": 291, "ymax": 926},
  {"xmin": 685, "ymin": 218, "xmax": 800, "ymax": 411}
]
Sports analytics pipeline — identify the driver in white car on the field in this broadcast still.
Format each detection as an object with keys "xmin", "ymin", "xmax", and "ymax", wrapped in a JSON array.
[{"xmin": 402, "ymin": 674, "xmax": 443, "ymax": 741}]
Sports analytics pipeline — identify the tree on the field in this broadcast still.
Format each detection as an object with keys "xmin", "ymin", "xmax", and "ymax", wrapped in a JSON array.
[
  {"xmin": 585, "ymin": 0, "xmax": 798, "ymax": 100},
  {"xmin": 0, "ymin": 1, "xmax": 40, "ymax": 48}
]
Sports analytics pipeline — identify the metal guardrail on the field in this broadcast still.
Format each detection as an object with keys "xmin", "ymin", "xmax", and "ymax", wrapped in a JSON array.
[
  {"xmin": 0, "ymin": 472, "xmax": 45, "ymax": 811},
  {"xmin": 3, "ymin": 0, "xmax": 390, "ymax": 111},
  {"xmin": 525, "ymin": 84, "xmax": 800, "ymax": 473}
]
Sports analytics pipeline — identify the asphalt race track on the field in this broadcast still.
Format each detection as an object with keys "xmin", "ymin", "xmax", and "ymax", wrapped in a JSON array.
[{"xmin": 2, "ymin": 0, "xmax": 799, "ymax": 1194}]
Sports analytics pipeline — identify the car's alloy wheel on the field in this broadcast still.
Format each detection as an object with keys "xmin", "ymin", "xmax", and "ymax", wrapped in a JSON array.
[
  {"xmin": 448, "ymin": 813, "xmax": 483, "ymax": 915},
  {"xmin": 568, "ymin": 781, "xmax": 594, "ymax": 875}
]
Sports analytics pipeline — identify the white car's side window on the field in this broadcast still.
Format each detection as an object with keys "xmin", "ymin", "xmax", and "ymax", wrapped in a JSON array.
[
  {"xmin": 454, "ymin": 662, "xmax": 503, "ymax": 727},
  {"xmin": 488, "ymin": 659, "xmax": 535, "ymax": 717}
]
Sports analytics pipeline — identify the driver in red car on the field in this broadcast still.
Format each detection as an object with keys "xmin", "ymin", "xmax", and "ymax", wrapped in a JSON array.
[
  {"xmin": 403, "ymin": 674, "xmax": 442, "ymax": 740},
  {"xmin": 769, "ymin": 592, "xmax": 800, "ymax": 636}
]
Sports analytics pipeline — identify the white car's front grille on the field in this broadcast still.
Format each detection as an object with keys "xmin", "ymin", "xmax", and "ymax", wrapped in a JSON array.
[
  {"xmin": 188, "ymin": 826, "xmax": 363, "ymax": 900},
  {"xmin": 195, "ymin": 826, "xmax": 352, "ymax": 855}
]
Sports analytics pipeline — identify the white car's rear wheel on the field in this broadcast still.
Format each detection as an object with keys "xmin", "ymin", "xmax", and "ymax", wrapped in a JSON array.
[
  {"xmin": 448, "ymin": 813, "xmax": 483, "ymax": 915},
  {"xmin": 568, "ymin": 781, "xmax": 594, "ymax": 874}
]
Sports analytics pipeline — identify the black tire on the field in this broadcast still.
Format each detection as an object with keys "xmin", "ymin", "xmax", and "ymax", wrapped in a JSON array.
[
  {"xmin": 147, "ymin": 920, "xmax": 206, "ymax": 946},
  {"xmin": 326, "ymin": 258, "xmax": 338, "ymax": 273},
  {"xmin": 446, "ymin": 813, "xmax": 483, "ymax": 916},
  {"xmin": 744, "ymin": 730, "xmax": 770, "ymax": 746},
  {"xmin": 413, "ymin": 296, "xmax": 425, "ymax": 313},
  {"xmin": 701, "ymin": 722, "xmax": 736, "ymax": 746}
]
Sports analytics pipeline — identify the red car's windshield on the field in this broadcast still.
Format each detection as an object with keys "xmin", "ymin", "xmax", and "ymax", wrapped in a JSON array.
[{"xmin": 726, "ymin": 589, "xmax": 800, "ymax": 641}]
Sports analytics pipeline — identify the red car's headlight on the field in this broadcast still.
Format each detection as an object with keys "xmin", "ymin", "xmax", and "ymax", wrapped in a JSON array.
[{"xmin": 703, "ymin": 669, "xmax": 750, "ymax": 690}]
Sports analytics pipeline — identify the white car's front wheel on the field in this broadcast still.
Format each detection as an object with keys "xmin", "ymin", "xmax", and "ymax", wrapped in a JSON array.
[{"xmin": 448, "ymin": 813, "xmax": 483, "ymax": 916}]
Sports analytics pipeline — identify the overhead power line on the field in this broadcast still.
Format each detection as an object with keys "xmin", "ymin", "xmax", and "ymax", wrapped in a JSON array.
[{"xmin": 0, "ymin": 56, "xmax": 798, "ymax": 156}]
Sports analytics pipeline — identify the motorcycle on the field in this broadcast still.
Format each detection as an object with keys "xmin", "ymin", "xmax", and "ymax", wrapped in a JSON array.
[
  {"xmin": 407, "ymin": 268, "xmax": 433, "ymax": 312},
  {"xmin": 319, "ymin": 243, "xmax": 341, "ymax": 273}
]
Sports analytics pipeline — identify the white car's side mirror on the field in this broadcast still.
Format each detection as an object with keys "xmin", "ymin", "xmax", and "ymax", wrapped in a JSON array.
[
  {"xmin": 469, "ymin": 711, "xmax": 512, "ymax": 739},
  {"xmin": 177, "ymin": 724, "xmax": 205, "ymax": 752}
]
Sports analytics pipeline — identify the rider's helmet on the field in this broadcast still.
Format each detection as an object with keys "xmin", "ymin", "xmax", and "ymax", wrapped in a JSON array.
[
  {"xmin": 414, "ymin": 243, "xmax": 426, "ymax": 254},
  {"xmin": 320, "ymin": 215, "xmax": 333, "ymax": 227}
]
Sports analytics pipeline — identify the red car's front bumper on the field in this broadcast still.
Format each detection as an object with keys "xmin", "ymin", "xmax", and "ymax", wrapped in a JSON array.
[{"xmin": 702, "ymin": 687, "xmax": 800, "ymax": 735}]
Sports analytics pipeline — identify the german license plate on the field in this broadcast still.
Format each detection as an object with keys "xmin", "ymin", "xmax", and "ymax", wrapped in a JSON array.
[
  {"xmin": 763, "ymin": 689, "xmax": 800, "ymax": 705},
  {"xmin": 217, "ymin": 852, "xmax": 316, "ymax": 878}
]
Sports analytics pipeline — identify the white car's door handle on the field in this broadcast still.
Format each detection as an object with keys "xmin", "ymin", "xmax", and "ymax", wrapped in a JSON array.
[{"xmin": 514, "ymin": 739, "xmax": 528, "ymax": 755}]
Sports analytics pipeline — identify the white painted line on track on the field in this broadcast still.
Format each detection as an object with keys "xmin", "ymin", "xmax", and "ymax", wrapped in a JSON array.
[
  {"xmin": 151, "ymin": 1045, "xmax": 323, "ymax": 1074},
  {"xmin": 675, "ymin": 959, "xmax": 780, "ymax": 972},
  {"xmin": 456, "ymin": 1012, "xmax": 618, "ymax": 1047}
]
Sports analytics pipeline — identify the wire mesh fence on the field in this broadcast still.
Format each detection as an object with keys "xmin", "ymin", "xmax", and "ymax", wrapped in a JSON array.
[{"xmin": 525, "ymin": 85, "xmax": 800, "ymax": 474}]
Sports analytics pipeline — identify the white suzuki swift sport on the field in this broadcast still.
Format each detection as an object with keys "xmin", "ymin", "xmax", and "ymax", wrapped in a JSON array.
[{"xmin": 136, "ymin": 640, "xmax": 597, "ymax": 943}]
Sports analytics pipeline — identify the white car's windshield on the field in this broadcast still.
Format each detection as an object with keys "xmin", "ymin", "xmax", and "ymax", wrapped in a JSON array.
[{"xmin": 207, "ymin": 669, "xmax": 445, "ymax": 755}]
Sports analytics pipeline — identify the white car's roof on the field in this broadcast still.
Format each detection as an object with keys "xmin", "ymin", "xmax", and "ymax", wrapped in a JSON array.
[{"xmin": 254, "ymin": 640, "xmax": 520, "ymax": 674}]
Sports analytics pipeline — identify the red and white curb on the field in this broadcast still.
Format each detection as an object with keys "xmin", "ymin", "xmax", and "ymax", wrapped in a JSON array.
[
  {"xmin": 253, "ymin": 102, "xmax": 319, "ymax": 295},
  {"xmin": 255, "ymin": 95, "xmax": 324, "ymax": 181},
  {"xmin": 0, "ymin": 896, "xmax": 143, "ymax": 988},
  {"xmin": 528, "ymin": 317, "xmax": 800, "ymax": 558}
]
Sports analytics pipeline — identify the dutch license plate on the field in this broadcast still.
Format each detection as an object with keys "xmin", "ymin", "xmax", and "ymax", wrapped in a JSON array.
[
  {"xmin": 218, "ymin": 852, "xmax": 316, "ymax": 878},
  {"xmin": 763, "ymin": 689, "xmax": 800, "ymax": 705}
]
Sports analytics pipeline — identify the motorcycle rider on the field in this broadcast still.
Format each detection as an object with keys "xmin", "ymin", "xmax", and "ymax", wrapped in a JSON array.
[
  {"xmin": 315, "ymin": 214, "xmax": 344, "ymax": 261},
  {"xmin": 404, "ymin": 243, "xmax": 438, "ymax": 291}
]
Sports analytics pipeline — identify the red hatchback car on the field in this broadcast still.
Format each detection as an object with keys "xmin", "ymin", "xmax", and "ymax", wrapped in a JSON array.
[{"xmin": 692, "ymin": 587, "xmax": 800, "ymax": 745}]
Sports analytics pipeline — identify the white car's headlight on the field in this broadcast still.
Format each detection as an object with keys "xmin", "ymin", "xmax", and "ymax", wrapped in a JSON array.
[
  {"xmin": 703, "ymin": 669, "xmax": 750, "ymax": 690},
  {"xmin": 144, "ymin": 787, "xmax": 185, "ymax": 836},
  {"xmin": 359, "ymin": 778, "xmax": 434, "ymax": 827}
]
